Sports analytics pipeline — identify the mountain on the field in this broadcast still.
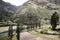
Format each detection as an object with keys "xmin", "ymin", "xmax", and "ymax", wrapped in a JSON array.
[
  {"xmin": 0, "ymin": 0, "xmax": 19, "ymax": 22},
  {"xmin": 16, "ymin": 0, "xmax": 60, "ymax": 16},
  {"xmin": 29, "ymin": 0, "xmax": 60, "ymax": 5},
  {"xmin": 48, "ymin": 0, "xmax": 60, "ymax": 5},
  {"xmin": 20, "ymin": 0, "xmax": 60, "ymax": 8},
  {"xmin": 0, "ymin": 0, "xmax": 18, "ymax": 13},
  {"xmin": 15, "ymin": 0, "xmax": 60, "ymax": 23}
]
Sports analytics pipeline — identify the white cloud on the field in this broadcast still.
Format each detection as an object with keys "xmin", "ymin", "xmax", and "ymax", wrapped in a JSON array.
[{"xmin": 3, "ymin": 0, "xmax": 28, "ymax": 6}]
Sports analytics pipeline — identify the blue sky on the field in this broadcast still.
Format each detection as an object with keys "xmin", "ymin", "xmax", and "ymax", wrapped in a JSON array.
[{"xmin": 3, "ymin": 0, "xmax": 28, "ymax": 6}]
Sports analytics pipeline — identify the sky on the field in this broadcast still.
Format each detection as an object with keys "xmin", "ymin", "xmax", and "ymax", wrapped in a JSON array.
[{"xmin": 3, "ymin": 0, "xmax": 28, "ymax": 6}]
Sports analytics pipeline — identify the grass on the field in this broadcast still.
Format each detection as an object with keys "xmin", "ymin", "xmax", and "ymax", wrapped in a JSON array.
[
  {"xmin": 30, "ymin": 25, "xmax": 60, "ymax": 40},
  {"xmin": 0, "ymin": 35, "xmax": 17, "ymax": 40},
  {"xmin": 30, "ymin": 31, "xmax": 59, "ymax": 40},
  {"xmin": 0, "ymin": 35, "xmax": 8, "ymax": 40},
  {"xmin": 0, "ymin": 24, "xmax": 60, "ymax": 40}
]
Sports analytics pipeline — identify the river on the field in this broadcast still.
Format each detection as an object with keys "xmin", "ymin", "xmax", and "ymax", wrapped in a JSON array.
[{"xmin": 0, "ymin": 26, "xmax": 17, "ymax": 36}]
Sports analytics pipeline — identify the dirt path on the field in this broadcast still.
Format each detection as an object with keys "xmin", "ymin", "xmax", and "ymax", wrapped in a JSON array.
[{"xmin": 20, "ymin": 32, "xmax": 53, "ymax": 40}]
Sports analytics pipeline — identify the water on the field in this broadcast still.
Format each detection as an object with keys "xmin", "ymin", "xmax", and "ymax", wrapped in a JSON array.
[
  {"xmin": 0, "ymin": 25, "xmax": 26, "ymax": 37},
  {"xmin": 0, "ymin": 26, "xmax": 17, "ymax": 36},
  {"xmin": 0, "ymin": 32, "xmax": 8, "ymax": 36},
  {"xmin": 0, "ymin": 30, "xmax": 16, "ymax": 37}
]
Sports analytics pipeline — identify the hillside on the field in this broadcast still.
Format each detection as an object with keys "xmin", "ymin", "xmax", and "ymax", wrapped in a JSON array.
[
  {"xmin": 48, "ymin": 0, "xmax": 60, "ymax": 5},
  {"xmin": 16, "ymin": 0, "xmax": 60, "ymax": 16},
  {"xmin": 0, "ymin": 0, "xmax": 19, "ymax": 22},
  {"xmin": 0, "ymin": 0, "xmax": 18, "ymax": 13},
  {"xmin": 15, "ymin": 0, "xmax": 60, "ymax": 24}
]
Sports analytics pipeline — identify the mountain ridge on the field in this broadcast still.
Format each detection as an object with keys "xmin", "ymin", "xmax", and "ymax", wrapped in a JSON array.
[{"xmin": 0, "ymin": 0, "xmax": 18, "ymax": 13}]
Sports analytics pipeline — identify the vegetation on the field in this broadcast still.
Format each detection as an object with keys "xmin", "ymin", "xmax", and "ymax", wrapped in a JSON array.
[
  {"xmin": 1, "ymin": 1, "xmax": 60, "ymax": 40},
  {"xmin": 0, "ymin": 34, "xmax": 8, "ymax": 40},
  {"xmin": 15, "ymin": 3, "xmax": 60, "ymax": 25},
  {"xmin": 0, "ymin": 9, "xmax": 13, "ymax": 22},
  {"xmin": 29, "ymin": 25, "xmax": 60, "ymax": 40},
  {"xmin": 0, "ymin": 34, "xmax": 17, "ymax": 40}
]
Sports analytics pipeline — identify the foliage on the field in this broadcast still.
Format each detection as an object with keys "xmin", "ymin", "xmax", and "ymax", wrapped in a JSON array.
[
  {"xmin": 0, "ymin": 9, "xmax": 13, "ymax": 22},
  {"xmin": 15, "ymin": 4, "xmax": 53, "ymax": 22},
  {"xmin": 15, "ymin": 4, "xmax": 40, "ymax": 24},
  {"xmin": 15, "ymin": 3, "xmax": 60, "ymax": 25}
]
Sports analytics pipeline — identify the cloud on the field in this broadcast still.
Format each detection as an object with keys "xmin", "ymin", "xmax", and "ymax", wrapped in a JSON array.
[{"xmin": 3, "ymin": 0, "xmax": 28, "ymax": 6}]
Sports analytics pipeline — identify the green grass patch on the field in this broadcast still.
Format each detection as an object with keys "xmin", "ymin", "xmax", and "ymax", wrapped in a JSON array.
[
  {"xmin": 30, "ymin": 25, "xmax": 60, "ymax": 40},
  {"xmin": 0, "ymin": 35, "xmax": 8, "ymax": 40},
  {"xmin": 30, "ymin": 30, "xmax": 60, "ymax": 40},
  {"xmin": 0, "ymin": 35, "xmax": 17, "ymax": 40}
]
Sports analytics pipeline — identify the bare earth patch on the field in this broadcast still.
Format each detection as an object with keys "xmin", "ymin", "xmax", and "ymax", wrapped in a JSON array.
[{"xmin": 20, "ymin": 32, "xmax": 53, "ymax": 40}]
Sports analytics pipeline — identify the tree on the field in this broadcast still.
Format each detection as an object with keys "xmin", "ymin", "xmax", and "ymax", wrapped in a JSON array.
[
  {"xmin": 8, "ymin": 25, "xmax": 13, "ymax": 40},
  {"xmin": 51, "ymin": 11, "xmax": 59, "ymax": 30},
  {"xmin": 16, "ymin": 24, "xmax": 20, "ymax": 40}
]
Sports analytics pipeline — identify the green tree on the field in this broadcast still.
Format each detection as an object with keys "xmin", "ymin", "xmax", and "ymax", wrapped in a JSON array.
[{"xmin": 51, "ymin": 11, "xmax": 59, "ymax": 30}]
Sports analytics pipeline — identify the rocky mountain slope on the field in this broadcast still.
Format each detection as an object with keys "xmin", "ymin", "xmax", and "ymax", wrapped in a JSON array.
[
  {"xmin": 0, "ymin": 0, "xmax": 19, "ymax": 22},
  {"xmin": 16, "ymin": 0, "xmax": 60, "ymax": 16},
  {"xmin": 17, "ymin": 0, "xmax": 60, "ymax": 14},
  {"xmin": 0, "ymin": 0, "xmax": 18, "ymax": 13},
  {"xmin": 15, "ymin": 0, "xmax": 60, "ymax": 23},
  {"xmin": 48, "ymin": 0, "xmax": 60, "ymax": 5}
]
